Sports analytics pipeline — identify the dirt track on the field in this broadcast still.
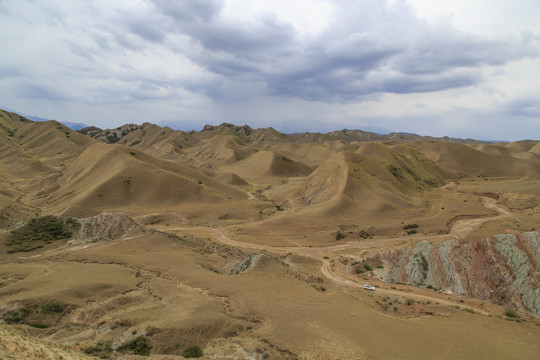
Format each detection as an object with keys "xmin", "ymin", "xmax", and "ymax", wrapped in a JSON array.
[{"xmin": 211, "ymin": 193, "xmax": 513, "ymax": 314}]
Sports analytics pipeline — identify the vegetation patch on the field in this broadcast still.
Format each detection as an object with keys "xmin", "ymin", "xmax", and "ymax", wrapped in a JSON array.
[
  {"xmin": 30, "ymin": 323, "xmax": 49, "ymax": 328},
  {"xmin": 183, "ymin": 345, "xmax": 203, "ymax": 358},
  {"xmin": 118, "ymin": 336, "xmax": 152, "ymax": 356},
  {"xmin": 5, "ymin": 216, "xmax": 79, "ymax": 253},
  {"xmin": 2, "ymin": 307, "xmax": 30, "ymax": 324},
  {"xmin": 83, "ymin": 341, "xmax": 113, "ymax": 359},
  {"xmin": 505, "ymin": 309, "xmax": 520, "ymax": 320},
  {"xmin": 41, "ymin": 301, "xmax": 65, "ymax": 314}
]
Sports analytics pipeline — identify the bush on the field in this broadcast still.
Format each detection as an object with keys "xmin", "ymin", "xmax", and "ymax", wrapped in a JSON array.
[
  {"xmin": 363, "ymin": 264, "xmax": 373, "ymax": 271},
  {"xmin": 132, "ymin": 337, "xmax": 151, "ymax": 356},
  {"xmin": 6, "ymin": 216, "xmax": 72, "ymax": 247},
  {"xmin": 335, "ymin": 231, "xmax": 345, "ymax": 240},
  {"xmin": 30, "ymin": 323, "xmax": 49, "ymax": 328},
  {"xmin": 389, "ymin": 165, "xmax": 400, "ymax": 177},
  {"xmin": 42, "ymin": 301, "xmax": 64, "ymax": 313},
  {"xmin": 505, "ymin": 309, "xmax": 519, "ymax": 319},
  {"xmin": 183, "ymin": 345, "xmax": 203, "ymax": 358}
]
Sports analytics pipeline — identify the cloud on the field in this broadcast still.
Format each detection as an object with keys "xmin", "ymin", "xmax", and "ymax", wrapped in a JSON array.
[
  {"xmin": 1, "ymin": 0, "xmax": 539, "ymax": 140},
  {"xmin": 3, "ymin": 0, "xmax": 538, "ymax": 105}
]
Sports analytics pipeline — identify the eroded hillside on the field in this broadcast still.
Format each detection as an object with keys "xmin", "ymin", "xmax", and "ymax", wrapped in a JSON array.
[{"xmin": 1, "ymin": 109, "xmax": 540, "ymax": 359}]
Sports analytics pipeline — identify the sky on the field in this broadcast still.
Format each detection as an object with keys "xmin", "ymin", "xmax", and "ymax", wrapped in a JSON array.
[{"xmin": 1, "ymin": 0, "xmax": 539, "ymax": 141}]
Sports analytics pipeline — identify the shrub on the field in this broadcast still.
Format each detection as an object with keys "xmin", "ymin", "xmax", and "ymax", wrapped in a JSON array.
[
  {"xmin": 6, "ymin": 216, "xmax": 72, "ymax": 250},
  {"xmin": 30, "ymin": 323, "xmax": 49, "ymax": 328},
  {"xmin": 505, "ymin": 309, "xmax": 519, "ymax": 319},
  {"xmin": 389, "ymin": 165, "xmax": 400, "ymax": 177},
  {"xmin": 132, "ymin": 337, "xmax": 151, "ymax": 356},
  {"xmin": 363, "ymin": 264, "xmax": 373, "ymax": 271},
  {"xmin": 42, "ymin": 301, "xmax": 64, "ymax": 313},
  {"xmin": 7, "ymin": 244, "xmax": 44, "ymax": 253},
  {"xmin": 335, "ymin": 231, "xmax": 345, "ymax": 240},
  {"xmin": 183, "ymin": 345, "xmax": 203, "ymax": 358}
]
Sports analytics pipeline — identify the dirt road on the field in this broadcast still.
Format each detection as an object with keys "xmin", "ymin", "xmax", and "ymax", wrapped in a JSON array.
[{"xmin": 210, "ymin": 194, "xmax": 513, "ymax": 314}]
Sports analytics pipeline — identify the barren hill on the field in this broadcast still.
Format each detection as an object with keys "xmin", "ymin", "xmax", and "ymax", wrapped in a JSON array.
[
  {"xmin": 31, "ymin": 142, "xmax": 247, "ymax": 218},
  {"xmin": 1, "ymin": 109, "xmax": 540, "ymax": 359}
]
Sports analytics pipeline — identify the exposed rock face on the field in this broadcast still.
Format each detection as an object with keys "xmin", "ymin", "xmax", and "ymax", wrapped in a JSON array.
[
  {"xmin": 227, "ymin": 253, "xmax": 260, "ymax": 275},
  {"xmin": 77, "ymin": 212, "xmax": 136, "ymax": 241},
  {"xmin": 371, "ymin": 232, "xmax": 540, "ymax": 314},
  {"xmin": 78, "ymin": 124, "xmax": 141, "ymax": 143}
]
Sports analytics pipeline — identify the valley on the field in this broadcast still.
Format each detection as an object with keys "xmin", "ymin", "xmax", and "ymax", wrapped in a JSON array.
[{"xmin": 1, "ymin": 109, "xmax": 539, "ymax": 359}]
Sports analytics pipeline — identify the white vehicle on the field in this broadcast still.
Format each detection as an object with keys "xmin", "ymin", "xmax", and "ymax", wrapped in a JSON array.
[{"xmin": 364, "ymin": 284, "xmax": 375, "ymax": 291}]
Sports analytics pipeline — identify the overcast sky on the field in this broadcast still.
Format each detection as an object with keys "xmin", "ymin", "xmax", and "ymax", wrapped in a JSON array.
[{"xmin": 1, "ymin": 0, "xmax": 539, "ymax": 140}]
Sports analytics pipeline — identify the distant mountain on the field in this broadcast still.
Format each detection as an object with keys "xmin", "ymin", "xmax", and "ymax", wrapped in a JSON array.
[{"xmin": 1, "ymin": 107, "xmax": 88, "ymax": 130}]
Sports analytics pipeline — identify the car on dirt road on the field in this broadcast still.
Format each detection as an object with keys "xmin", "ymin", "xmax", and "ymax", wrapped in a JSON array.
[{"xmin": 364, "ymin": 284, "xmax": 375, "ymax": 291}]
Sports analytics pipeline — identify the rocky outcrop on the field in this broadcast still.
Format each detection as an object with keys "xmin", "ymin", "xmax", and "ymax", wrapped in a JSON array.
[
  {"xmin": 78, "ymin": 124, "xmax": 141, "ymax": 144},
  {"xmin": 370, "ymin": 232, "xmax": 540, "ymax": 314},
  {"xmin": 203, "ymin": 123, "xmax": 253, "ymax": 136},
  {"xmin": 77, "ymin": 212, "xmax": 136, "ymax": 241},
  {"xmin": 227, "ymin": 253, "xmax": 261, "ymax": 275}
]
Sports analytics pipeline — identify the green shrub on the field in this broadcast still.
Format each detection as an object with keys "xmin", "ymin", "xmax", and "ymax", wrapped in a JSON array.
[
  {"xmin": 505, "ymin": 309, "xmax": 519, "ymax": 319},
  {"xmin": 132, "ymin": 337, "xmax": 151, "ymax": 356},
  {"xmin": 389, "ymin": 165, "xmax": 400, "ymax": 177},
  {"xmin": 5, "ymin": 216, "xmax": 77, "ymax": 253},
  {"xmin": 7, "ymin": 244, "xmax": 44, "ymax": 253},
  {"xmin": 335, "ymin": 231, "xmax": 345, "ymax": 240},
  {"xmin": 30, "ymin": 323, "xmax": 49, "ymax": 328},
  {"xmin": 42, "ymin": 301, "xmax": 64, "ymax": 313},
  {"xmin": 6, "ymin": 216, "xmax": 72, "ymax": 246},
  {"xmin": 363, "ymin": 264, "xmax": 373, "ymax": 271},
  {"xmin": 183, "ymin": 345, "xmax": 203, "ymax": 358}
]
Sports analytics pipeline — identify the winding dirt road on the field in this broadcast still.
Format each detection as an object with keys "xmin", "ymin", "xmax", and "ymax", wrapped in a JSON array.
[{"xmin": 210, "ymin": 193, "xmax": 513, "ymax": 314}]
